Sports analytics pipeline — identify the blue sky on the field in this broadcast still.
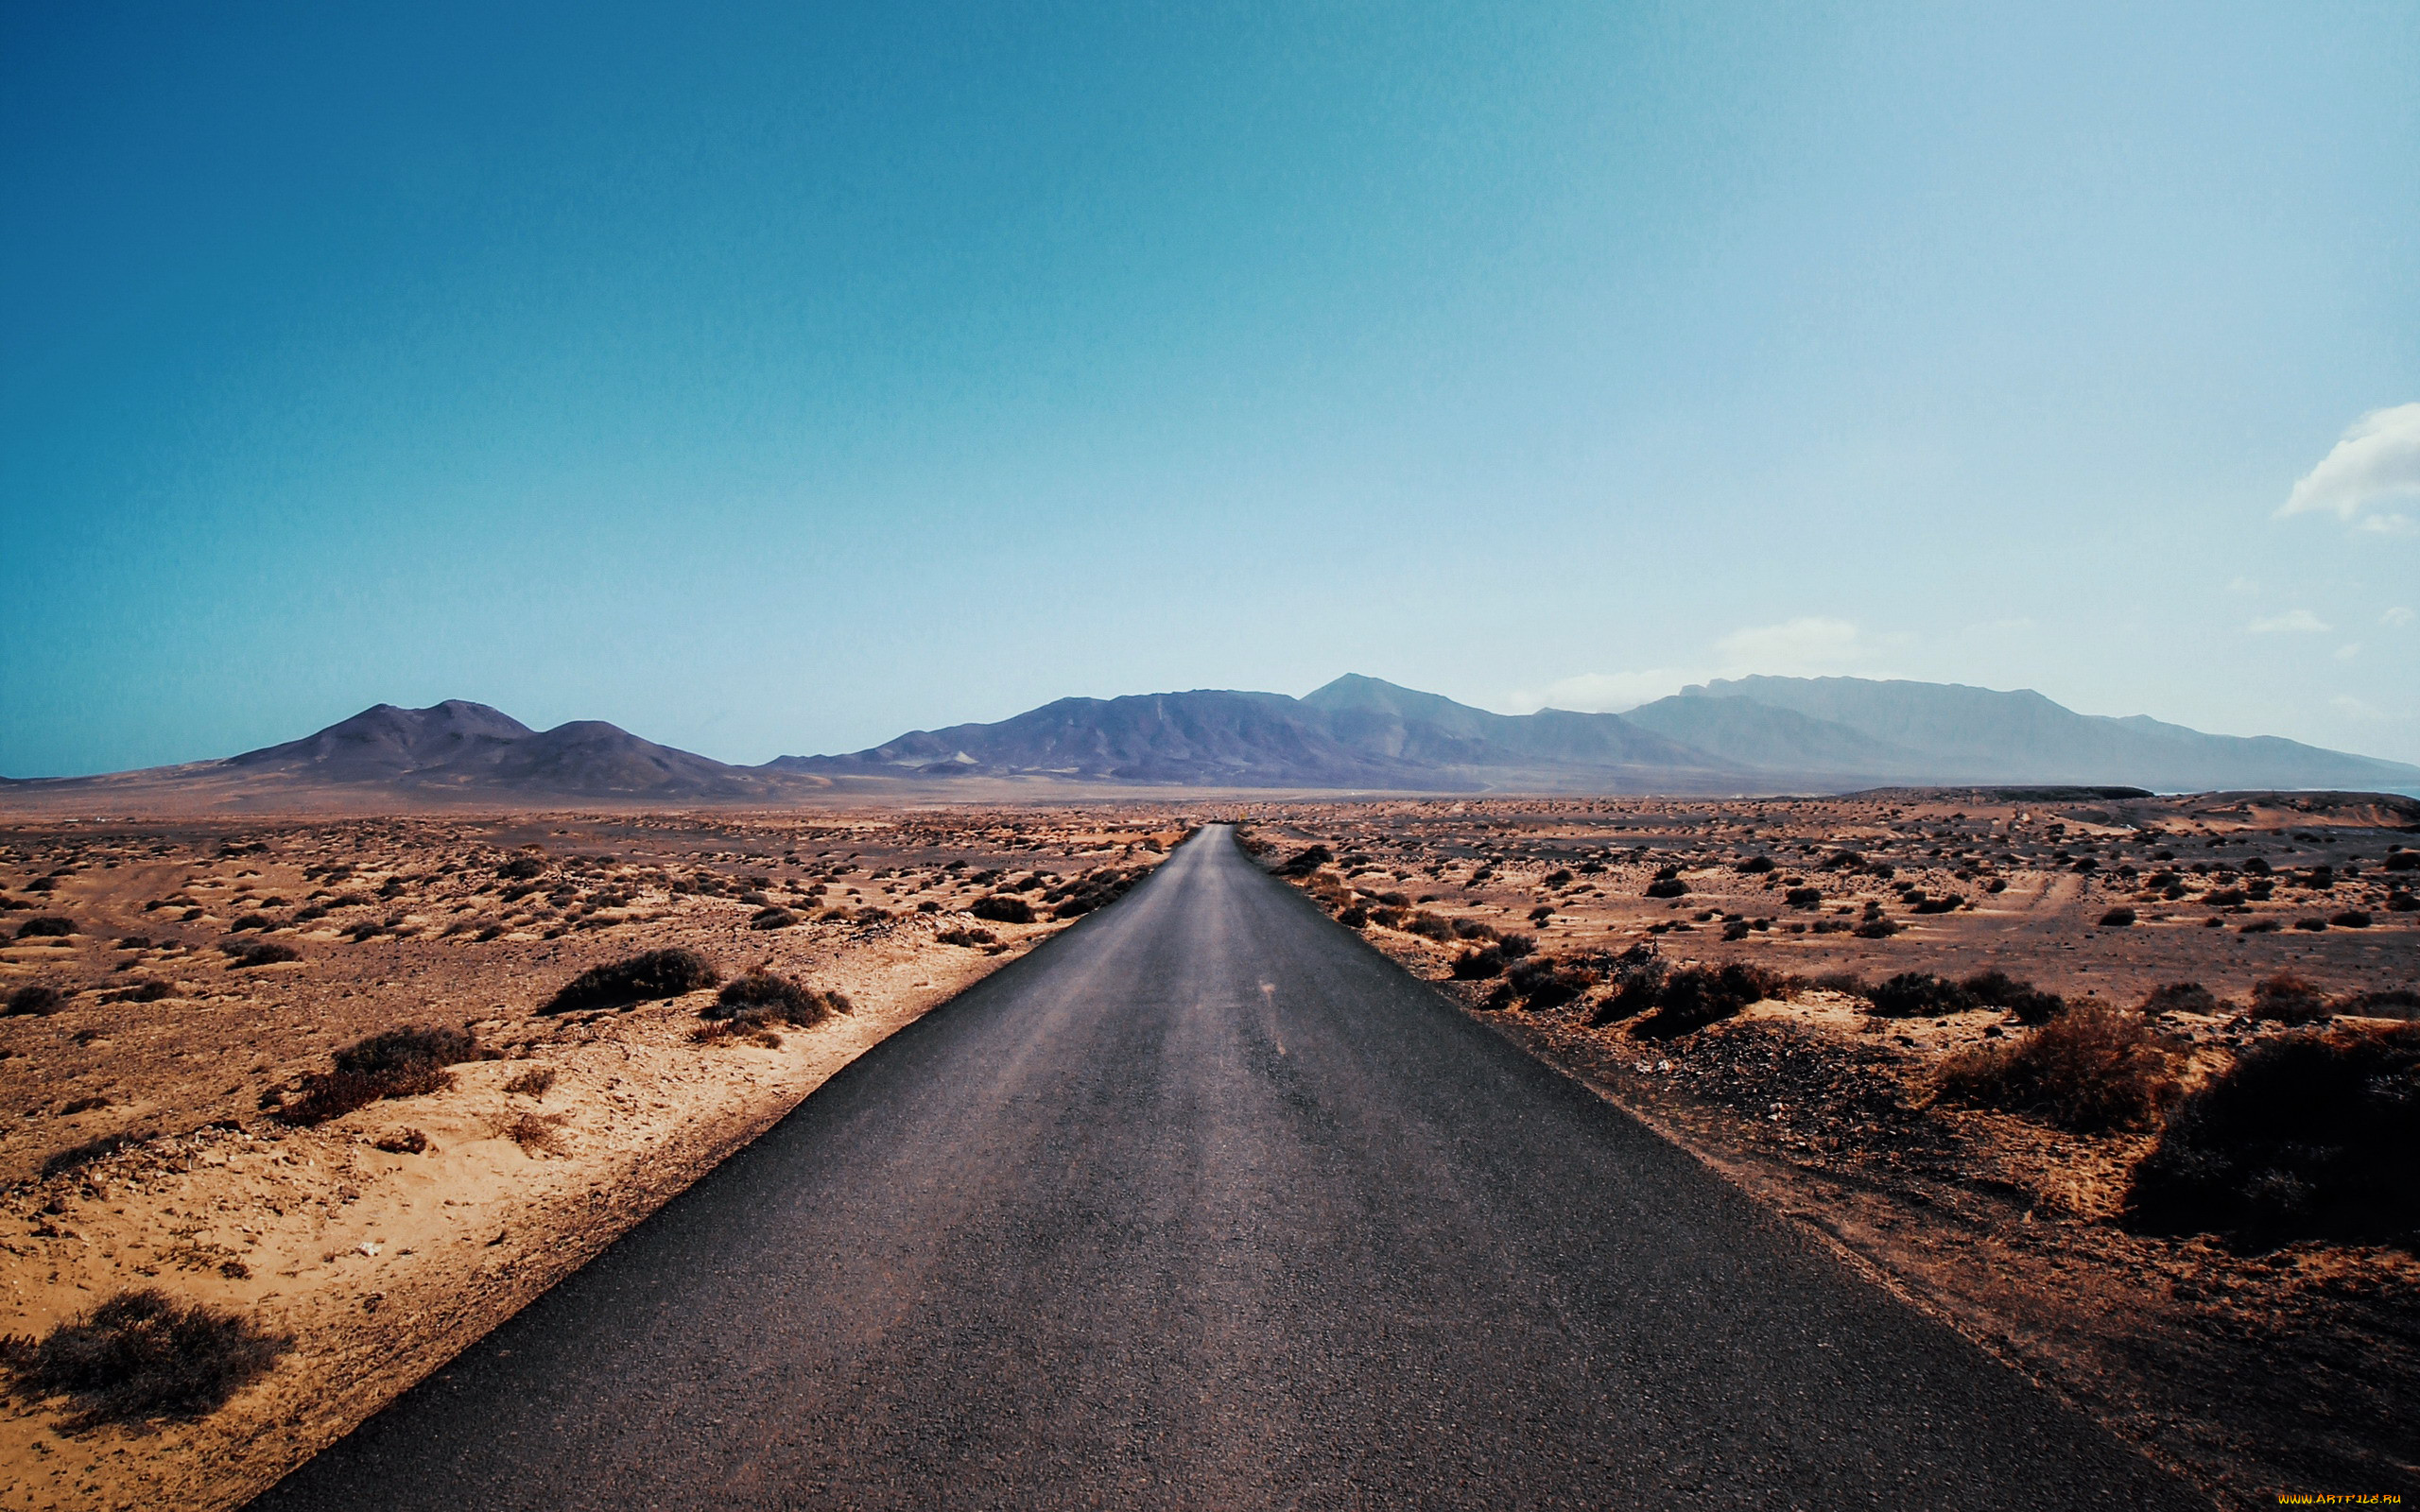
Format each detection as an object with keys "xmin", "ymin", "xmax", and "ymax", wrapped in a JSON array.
[{"xmin": 5, "ymin": 1, "xmax": 2415, "ymax": 776}]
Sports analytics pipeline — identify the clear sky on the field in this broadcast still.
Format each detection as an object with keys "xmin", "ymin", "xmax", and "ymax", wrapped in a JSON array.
[{"xmin": 5, "ymin": 1, "xmax": 2416, "ymax": 777}]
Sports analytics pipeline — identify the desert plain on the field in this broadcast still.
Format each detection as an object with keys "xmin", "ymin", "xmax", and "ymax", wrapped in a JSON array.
[{"xmin": 0, "ymin": 786, "xmax": 2412, "ymax": 1509}]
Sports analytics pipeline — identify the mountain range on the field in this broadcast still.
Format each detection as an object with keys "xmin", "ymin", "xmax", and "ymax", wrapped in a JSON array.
[{"xmin": 5, "ymin": 675, "xmax": 2414, "ymax": 810}]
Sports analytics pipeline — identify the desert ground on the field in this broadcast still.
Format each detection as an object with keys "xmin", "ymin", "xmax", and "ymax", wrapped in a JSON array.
[
  {"xmin": 1, "ymin": 788, "xmax": 2415, "ymax": 1508},
  {"xmin": 1243, "ymin": 787, "xmax": 2420, "ymax": 1506},
  {"xmin": 0, "ymin": 808, "xmax": 1184, "ymax": 1511}
]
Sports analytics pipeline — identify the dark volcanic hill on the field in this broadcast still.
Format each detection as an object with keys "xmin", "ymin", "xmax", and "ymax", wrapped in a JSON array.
[{"xmin": 3, "ymin": 701, "xmax": 820, "ymax": 809}]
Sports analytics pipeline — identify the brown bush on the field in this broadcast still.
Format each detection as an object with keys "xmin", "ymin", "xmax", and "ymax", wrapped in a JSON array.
[
  {"xmin": 488, "ymin": 1110, "xmax": 569, "ymax": 1156},
  {"xmin": 5, "ymin": 984, "xmax": 64, "ymax": 1018},
  {"xmin": 1935, "ymin": 1004, "xmax": 2178, "ymax": 1133},
  {"xmin": 1603, "ymin": 962, "xmax": 1783, "ymax": 1039},
  {"xmin": 502, "ymin": 1066, "xmax": 558, "ymax": 1098},
  {"xmin": 2141, "ymin": 981, "xmax": 2221, "ymax": 1017},
  {"xmin": 2127, "ymin": 1022, "xmax": 2420, "ymax": 1244},
  {"xmin": 0, "ymin": 1290, "xmax": 289, "ymax": 1427},
  {"xmin": 2249, "ymin": 972, "xmax": 2331, "ymax": 1025},
  {"xmin": 541, "ymin": 948, "xmax": 718, "ymax": 1014},
  {"xmin": 969, "ymin": 894, "xmax": 1035, "ymax": 925},
  {"xmin": 277, "ymin": 1025, "xmax": 486, "ymax": 1125},
  {"xmin": 704, "ymin": 971, "xmax": 847, "ymax": 1028}
]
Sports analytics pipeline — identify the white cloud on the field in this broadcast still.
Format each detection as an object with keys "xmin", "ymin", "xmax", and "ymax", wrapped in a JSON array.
[
  {"xmin": 2385, "ymin": 607, "xmax": 2417, "ymax": 628},
  {"xmin": 2280, "ymin": 403, "xmax": 2420, "ymax": 531},
  {"xmin": 1519, "ymin": 615, "xmax": 1897, "ymax": 713},
  {"xmin": 2248, "ymin": 609, "xmax": 2330, "ymax": 634},
  {"xmin": 1524, "ymin": 670, "xmax": 1696, "ymax": 713},
  {"xmin": 2332, "ymin": 695, "xmax": 2383, "ymax": 721},
  {"xmin": 2226, "ymin": 576, "xmax": 2261, "ymax": 595},
  {"xmin": 2335, "ymin": 642, "xmax": 2363, "ymax": 661},
  {"xmin": 2358, "ymin": 512, "xmax": 2417, "ymax": 537},
  {"xmin": 1712, "ymin": 616, "xmax": 1876, "ymax": 675}
]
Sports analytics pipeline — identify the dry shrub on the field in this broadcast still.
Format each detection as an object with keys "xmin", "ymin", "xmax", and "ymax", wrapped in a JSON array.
[
  {"xmin": 969, "ymin": 894, "xmax": 1035, "ymax": 925},
  {"xmin": 1487, "ymin": 955, "xmax": 1599, "ymax": 1011},
  {"xmin": 222, "ymin": 940, "xmax": 300, "ymax": 968},
  {"xmin": 2126, "ymin": 1022, "xmax": 2420, "ymax": 1246},
  {"xmin": 705, "ymin": 971, "xmax": 847, "ymax": 1027},
  {"xmin": 372, "ymin": 1128, "xmax": 428, "ymax": 1155},
  {"xmin": 935, "ymin": 927, "xmax": 995, "ymax": 947},
  {"xmin": 40, "ymin": 1135, "xmax": 130, "ymax": 1179},
  {"xmin": 541, "ymin": 948, "xmax": 718, "ymax": 1015},
  {"xmin": 277, "ymin": 1025, "xmax": 485, "ymax": 1125},
  {"xmin": 1867, "ymin": 972, "xmax": 1970, "ymax": 1019},
  {"xmin": 1046, "ymin": 868, "xmax": 1145, "ymax": 918},
  {"xmin": 1595, "ymin": 960, "xmax": 1780, "ymax": 1038},
  {"xmin": 1274, "ymin": 845, "xmax": 1333, "ymax": 878},
  {"xmin": 502, "ymin": 1066, "xmax": 558, "ymax": 1098},
  {"xmin": 1962, "ymin": 970, "xmax": 2066, "ymax": 1024},
  {"xmin": 2141, "ymin": 981, "xmax": 2221, "ymax": 1017},
  {"xmin": 488, "ymin": 1110, "xmax": 569, "ymax": 1156},
  {"xmin": 748, "ymin": 906, "xmax": 800, "ymax": 931},
  {"xmin": 2096, "ymin": 906, "xmax": 2136, "ymax": 928},
  {"xmin": 102, "ymin": 980, "xmax": 173, "ymax": 1005},
  {"xmin": 15, "ymin": 917, "xmax": 75, "ymax": 938},
  {"xmin": 0, "ymin": 1289, "xmax": 289, "ymax": 1428},
  {"xmin": 1935, "ymin": 1004, "xmax": 2178, "ymax": 1133},
  {"xmin": 6, "ymin": 984, "xmax": 64, "ymax": 1018},
  {"xmin": 2248, "ymin": 972, "xmax": 2331, "ymax": 1025}
]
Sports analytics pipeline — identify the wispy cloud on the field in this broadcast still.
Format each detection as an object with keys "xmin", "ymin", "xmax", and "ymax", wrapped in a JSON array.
[
  {"xmin": 1518, "ymin": 615, "xmax": 1898, "ymax": 713},
  {"xmin": 2279, "ymin": 403, "xmax": 2420, "ymax": 533},
  {"xmin": 2335, "ymin": 642, "xmax": 2363, "ymax": 661},
  {"xmin": 2386, "ymin": 607, "xmax": 2416, "ymax": 628},
  {"xmin": 1711, "ymin": 616, "xmax": 1876, "ymax": 675},
  {"xmin": 2248, "ymin": 609, "xmax": 2329, "ymax": 634},
  {"xmin": 1527, "ymin": 670, "xmax": 1697, "ymax": 712}
]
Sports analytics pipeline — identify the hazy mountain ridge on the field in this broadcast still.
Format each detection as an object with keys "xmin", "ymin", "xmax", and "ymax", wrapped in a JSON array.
[
  {"xmin": 772, "ymin": 676, "xmax": 1748, "ymax": 792},
  {"xmin": 1651, "ymin": 677, "xmax": 2420, "ymax": 792},
  {"xmin": 7, "ymin": 674, "xmax": 2413, "ymax": 810}
]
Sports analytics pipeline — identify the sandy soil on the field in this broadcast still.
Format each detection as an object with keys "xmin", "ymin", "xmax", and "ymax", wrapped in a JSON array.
[
  {"xmin": 0, "ymin": 808, "xmax": 1188, "ymax": 1511},
  {"xmin": 1249, "ymin": 789, "xmax": 2420, "ymax": 1509}
]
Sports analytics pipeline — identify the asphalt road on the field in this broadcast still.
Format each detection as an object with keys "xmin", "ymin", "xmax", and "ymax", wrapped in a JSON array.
[{"xmin": 250, "ymin": 825, "xmax": 2195, "ymax": 1511}]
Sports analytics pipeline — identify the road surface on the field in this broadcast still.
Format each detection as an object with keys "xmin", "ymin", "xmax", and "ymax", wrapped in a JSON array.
[{"xmin": 251, "ymin": 825, "xmax": 2193, "ymax": 1510}]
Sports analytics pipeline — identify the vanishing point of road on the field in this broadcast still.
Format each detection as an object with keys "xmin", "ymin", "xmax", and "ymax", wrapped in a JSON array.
[{"xmin": 251, "ymin": 825, "xmax": 2194, "ymax": 1510}]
